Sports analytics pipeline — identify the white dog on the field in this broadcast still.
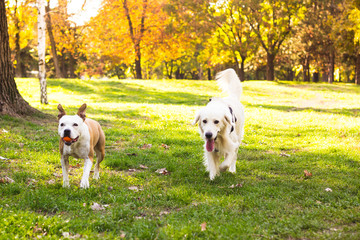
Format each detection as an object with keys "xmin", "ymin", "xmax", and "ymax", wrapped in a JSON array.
[
  {"xmin": 57, "ymin": 104, "xmax": 105, "ymax": 188},
  {"xmin": 193, "ymin": 69, "xmax": 245, "ymax": 180}
]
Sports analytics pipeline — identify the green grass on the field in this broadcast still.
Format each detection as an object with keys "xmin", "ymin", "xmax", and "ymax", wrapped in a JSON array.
[{"xmin": 1, "ymin": 78, "xmax": 360, "ymax": 239}]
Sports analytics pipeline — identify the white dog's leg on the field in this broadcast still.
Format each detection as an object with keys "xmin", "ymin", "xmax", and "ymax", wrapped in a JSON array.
[
  {"xmin": 80, "ymin": 157, "xmax": 92, "ymax": 188},
  {"xmin": 61, "ymin": 155, "xmax": 70, "ymax": 188},
  {"xmin": 219, "ymin": 150, "xmax": 236, "ymax": 172},
  {"xmin": 229, "ymin": 149, "xmax": 238, "ymax": 173},
  {"xmin": 205, "ymin": 151, "xmax": 220, "ymax": 180}
]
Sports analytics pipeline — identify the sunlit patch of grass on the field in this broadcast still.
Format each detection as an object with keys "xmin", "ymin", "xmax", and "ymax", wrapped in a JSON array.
[{"xmin": 0, "ymin": 78, "xmax": 360, "ymax": 238}]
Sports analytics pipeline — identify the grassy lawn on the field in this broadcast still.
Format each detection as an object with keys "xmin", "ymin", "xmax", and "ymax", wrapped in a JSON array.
[{"xmin": 1, "ymin": 78, "xmax": 360, "ymax": 239}]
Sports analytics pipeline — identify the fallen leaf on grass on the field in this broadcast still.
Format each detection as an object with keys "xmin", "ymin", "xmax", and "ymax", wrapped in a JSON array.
[
  {"xmin": 1, "ymin": 129, "xmax": 8, "ymax": 133},
  {"xmin": 128, "ymin": 186, "xmax": 142, "ymax": 191},
  {"xmin": 128, "ymin": 168, "xmax": 137, "ymax": 172},
  {"xmin": 201, "ymin": 222, "xmax": 207, "ymax": 231},
  {"xmin": 33, "ymin": 224, "xmax": 43, "ymax": 233},
  {"xmin": 280, "ymin": 152, "xmax": 291, "ymax": 157},
  {"xmin": 91, "ymin": 202, "xmax": 105, "ymax": 211},
  {"xmin": 159, "ymin": 211, "xmax": 170, "ymax": 216},
  {"xmin": 325, "ymin": 188, "xmax": 333, "ymax": 192},
  {"xmin": 0, "ymin": 156, "xmax": 9, "ymax": 160},
  {"xmin": 27, "ymin": 178, "xmax": 37, "ymax": 185},
  {"xmin": 155, "ymin": 168, "xmax": 169, "ymax": 175},
  {"xmin": 0, "ymin": 176, "xmax": 15, "ymax": 184},
  {"xmin": 139, "ymin": 164, "xmax": 148, "ymax": 169},
  {"xmin": 304, "ymin": 170, "xmax": 312, "ymax": 178},
  {"xmin": 161, "ymin": 144, "xmax": 170, "ymax": 149},
  {"xmin": 229, "ymin": 183, "xmax": 243, "ymax": 188},
  {"xmin": 69, "ymin": 163, "xmax": 81, "ymax": 169},
  {"xmin": 47, "ymin": 179, "xmax": 56, "ymax": 185},
  {"xmin": 126, "ymin": 153, "xmax": 137, "ymax": 156},
  {"xmin": 53, "ymin": 172, "xmax": 62, "ymax": 178},
  {"xmin": 139, "ymin": 144, "xmax": 152, "ymax": 149}
]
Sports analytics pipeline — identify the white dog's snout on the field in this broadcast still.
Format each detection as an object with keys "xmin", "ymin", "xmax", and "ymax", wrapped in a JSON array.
[{"xmin": 63, "ymin": 129, "xmax": 71, "ymax": 136}]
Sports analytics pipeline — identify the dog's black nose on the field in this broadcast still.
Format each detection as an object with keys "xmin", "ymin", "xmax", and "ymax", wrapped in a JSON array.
[
  {"xmin": 64, "ymin": 129, "xmax": 71, "ymax": 137},
  {"xmin": 205, "ymin": 132, "xmax": 213, "ymax": 139}
]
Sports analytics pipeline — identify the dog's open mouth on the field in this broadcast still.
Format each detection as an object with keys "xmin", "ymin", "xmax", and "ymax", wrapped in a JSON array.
[
  {"xmin": 206, "ymin": 139, "xmax": 215, "ymax": 152},
  {"xmin": 62, "ymin": 136, "xmax": 79, "ymax": 146}
]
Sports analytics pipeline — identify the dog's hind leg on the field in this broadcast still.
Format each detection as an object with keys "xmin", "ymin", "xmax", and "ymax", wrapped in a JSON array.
[
  {"xmin": 61, "ymin": 155, "xmax": 70, "ymax": 188},
  {"xmin": 219, "ymin": 150, "xmax": 236, "ymax": 172},
  {"xmin": 93, "ymin": 148, "xmax": 104, "ymax": 179}
]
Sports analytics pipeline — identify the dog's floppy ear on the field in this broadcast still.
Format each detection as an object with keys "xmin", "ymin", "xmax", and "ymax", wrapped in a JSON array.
[
  {"xmin": 224, "ymin": 111, "xmax": 235, "ymax": 132},
  {"xmin": 77, "ymin": 103, "xmax": 87, "ymax": 121},
  {"xmin": 57, "ymin": 104, "xmax": 66, "ymax": 120},
  {"xmin": 192, "ymin": 111, "xmax": 201, "ymax": 125}
]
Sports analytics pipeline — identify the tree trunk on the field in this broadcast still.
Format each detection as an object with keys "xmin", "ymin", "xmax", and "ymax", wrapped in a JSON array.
[
  {"xmin": 328, "ymin": 48, "xmax": 335, "ymax": 84},
  {"xmin": 207, "ymin": 68, "xmax": 211, "ymax": 80},
  {"xmin": 313, "ymin": 71, "xmax": 319, "ymax": 82},
  {"xmin": 45, "ymin": 2, "xmax": 63, "ymax": 78},
  {"xmin": 302, "ymin": 57, "xmax": 310, "ymax": 82},
  {"xmin": 266, "ymin": 53, "xmax": 275, "ymax": 81},
  {"xmin": 134, "ymin": 43, "xmax": 142, "ymax": 79},
  {"xmin": 239, "ymin": 55, "xmax": 246, "ymax": 81},
  {"xmin": 69, "ymin": 54, "xmax": 76, "ymax": 78},
  {"xmin": 0, "ymin": 0, "xmax": 39, "ymax": 116},
  {"xmin": 37, "ymin": 0, "xmax": 48, "ymax": 104},
  {"xmin": 355, "ymin": 53, "xmax": 360, "ymax": 85},
  {"xmin": 14, "ymin": 0, "xmax": 22, "ymax": 78}
]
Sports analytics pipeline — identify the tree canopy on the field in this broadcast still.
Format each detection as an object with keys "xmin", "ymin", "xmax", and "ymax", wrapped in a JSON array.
[{"xmin": 4, "ymin": 0, "xmax": 360, "ymax": 83}]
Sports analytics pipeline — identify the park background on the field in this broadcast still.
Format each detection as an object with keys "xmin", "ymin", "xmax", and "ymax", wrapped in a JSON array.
[{"xmin": 1, "ymin": 0, "xmax": 360, "ymax": 239}]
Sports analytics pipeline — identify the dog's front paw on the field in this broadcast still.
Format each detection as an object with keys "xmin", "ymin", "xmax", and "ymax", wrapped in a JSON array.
[
  {"xmin": 229, "ymin": 165, "xmax": 236, "ymax": 173},
  {"xmin": 219, "ymin": 163, "xmax": 230, "ymax": 172},
  {"xmin": 63, "ymin": 181, "xmax": 70, "ymax": 188},
  {"xmin": 93, "ymin": 171, "xmax": 100, "ymax": 179},
  {"xmin": 80, "ymin": 179, "xmax": 90, "ymax": 189}
]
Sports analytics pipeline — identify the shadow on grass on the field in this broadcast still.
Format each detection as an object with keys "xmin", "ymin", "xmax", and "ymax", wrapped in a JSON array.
[
  {"xmin": 246, "ymin": 103, "xmax": 360, "ymax": 117},
  {"xmin": 48, "ymin": 79, "xmax": 209, "ymax": 106},
  {"xmin": 276, "ymin": 81, "xmax": 360, "ymax": 94}
]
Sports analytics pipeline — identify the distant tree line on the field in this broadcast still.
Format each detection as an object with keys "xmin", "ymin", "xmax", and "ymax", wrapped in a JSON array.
[{"xmin": 5, "ymin": 0, "xmax": 360, "ymax": 84}]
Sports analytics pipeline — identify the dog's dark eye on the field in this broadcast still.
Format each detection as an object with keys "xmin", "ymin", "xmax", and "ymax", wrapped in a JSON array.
[
  {"xmin": 60, "ymin": 123, "xmax": 65, "ymax": 127},
  {"xmin": 202, "ymin": 120, "xmax": 207, "ymax": 124},
  {"xmin": 73, "ymin": 123, "xmax": 78, "ymax": 127},
  {"xmin": 214, "ymin": 120, "xmax": 219, "ymax": 124}
]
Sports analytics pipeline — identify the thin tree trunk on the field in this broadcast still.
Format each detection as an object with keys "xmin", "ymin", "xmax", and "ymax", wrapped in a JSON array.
[
  {"xmin": 266, "ymin": 53, "xmax": 275, "ymax": 81},
  {"xmin": 355, "ymin": 53, "xmax": 360, "ymax": 85},
  {"xmin": 123, "ymin": 0, "xmax": 147, "ymax": 79},
  {"xmin": 239, "ymin": 55, "xmax": 246, "ymax": 81},
  {"xmin": 328, "ymin": 48, "xmax": 335, "ymax": 84},
  {"xmin": 207, "ymin": 68, "xmax": 211, "ymax": 80},
  {"xmin": 45, "ymin": 2, "xmax": 63, "ymax": 78},
  {"xmin": 14, "ymin": 0, "xmax": 22, "ymax": 77},
  {"xmin": 37, "ymin": 0, "xmax": 48, "ymax": 104},
  {"xmin": 0, "ymin": 0, "xmax": 38, "ymax": 116},
  {"xmin": 134, "ymin": 43, "xmax": 142, "ymax": 79}
]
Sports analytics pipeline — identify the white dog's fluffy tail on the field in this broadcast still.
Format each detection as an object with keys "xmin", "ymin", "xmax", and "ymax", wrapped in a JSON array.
[{"xmin": 215, "ymin": 68, "xmax": 242, "ymax": 101}]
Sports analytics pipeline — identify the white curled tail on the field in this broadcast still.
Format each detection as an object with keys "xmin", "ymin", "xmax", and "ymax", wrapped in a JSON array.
[{"xmin": 215, "ymin": 68, "xmax": 242, "ymax": 101}]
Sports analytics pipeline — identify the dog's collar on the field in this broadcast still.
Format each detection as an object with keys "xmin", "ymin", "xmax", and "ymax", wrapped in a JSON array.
[{"xmin": 228, "ymin": 106, "xmax": 236, "ymax": 133}]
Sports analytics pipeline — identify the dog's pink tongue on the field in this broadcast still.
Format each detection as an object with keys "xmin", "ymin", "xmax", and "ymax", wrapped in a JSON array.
[{"xmin": 206, "ymin": 139, "xmax": 215, "ymax": 152}]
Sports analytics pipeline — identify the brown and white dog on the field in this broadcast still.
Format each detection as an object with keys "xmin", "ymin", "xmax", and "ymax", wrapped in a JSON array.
[
  {"xmin": 193, "ymin": 69, "xmax": 245, "ymax": 180},
  {"xmin": 57, "ymin": 104, "xmax": 105, "ymax": 188}
]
